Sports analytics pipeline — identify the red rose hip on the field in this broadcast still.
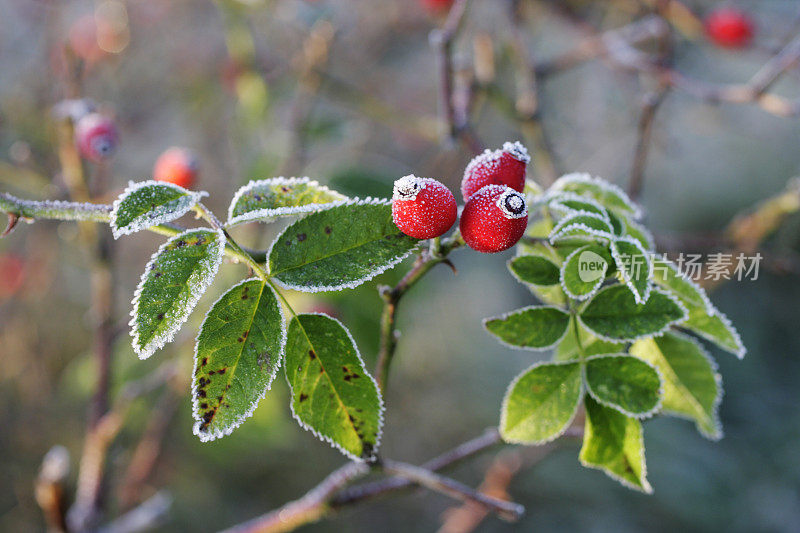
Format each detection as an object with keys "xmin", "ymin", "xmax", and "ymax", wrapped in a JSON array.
[
  {"xmin": 705, "ymin": 8, "xmax": 754, "ymax": 49},
  {"xmin": 75, "ymin": 112, "xmax": 118, "ymax": 162},
  {"xmin": 154, "ymin": 147, "xmax": 199, "ymax": 189},
  {"xmin": 460, "ymin": 185, "xmax": 528, "ymax": 253},
  {"xmin": 461, "ymin": 141, "xmax": 530, "ymax": 201},
  {"xmin": 392, "ymin": 175, "xmax": 457, "ymax": 240}
]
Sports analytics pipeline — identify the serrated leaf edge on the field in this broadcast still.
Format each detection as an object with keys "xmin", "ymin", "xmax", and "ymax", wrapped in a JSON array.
[
  {"xmin": 191, "ymin": 278, "xmax": 287, "ymax": 442},
  {"xmin": 268, "ymin": 197, "xmax": 419, "ymax": 293},
  {"xmin": 651, "ymin": 254, "xmax": 715, "ymax": 315},
  {"xmin": 577, "ymin": 286, "xmax": 689, "ymax": 344},
  {"xmin": 582, "ymin": 354, "xmax": 664, "ymax": 420},
  {"xmin": 631, "ymin": 331, "xmax": 723, "ymax": 440},
  {"xmin": 552, "ymin": 172, "xmax": 643, "ymax": 219},
  {"xmin": 284, "ymin": 312, "xmax": 385, "ymax": 462},
  {"xmin": 226, "ymin": 177, "xmax": 348, "ymax": 227},
  {"xmin": 499, "ymin": 360, "xmax": 583, "ymax": 445},
  {"xmin": 610, "ymin": 236, "xmax": 653, "ymax": 305},
  {"xmin": 483, "ymin": 305, "xmax": 571, "ymax": 351},
  {"xmin": 507, "ymin": 254, "xmax": 561, "ymax": 287},
  {"xmin": 548, "ymin": 192, "xmax": 611, "ymax": 222},
  {"xmin": 110, "ymin": 180, "xmax": 208, "ymax": 239},
  {"xmin": 579, "ymin": 406, "xmax": 653, "ymax": 494},
  {"xmin": 129, "ymin": 228, "xmax": 225, "ymax": 360}
]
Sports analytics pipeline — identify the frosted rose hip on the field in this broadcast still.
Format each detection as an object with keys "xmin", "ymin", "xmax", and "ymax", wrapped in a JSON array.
[
  {"xmin": 154, "ymin": 147, "xmax": 199, "ymax": 189},
  {"xmin": 392, "ymin": 175, "xmax": 457, "ymax": 240},
  {"xmin": 75, "ymin": 113, "xmax": 118, "ymax": 162},
  {"xmin": 460, "ymin": 141, "xmax": 530, "ymax": 201},
  {"xmin": 460, "ymin": 184, "xmax": 528, "ymax": 253}
]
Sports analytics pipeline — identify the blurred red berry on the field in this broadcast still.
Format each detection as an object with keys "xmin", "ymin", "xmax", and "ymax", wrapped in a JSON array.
[
  {"xmin": 392, "ymin": 175, "xmax": 457, "ymax": 239},
  {"xmin": 68, "ymin": 14, "xmax": 107, "ymax": 65},
  {"xmin": 705, "ymin": 8, "xmax": 754, "ymax": 49},
  {"xmin": 461, "ymin": 141, "xmax": 529, "ymax": 202},
  {"xmin": 460, "ymin": 185, "xmax": 528, "ymax": 253},
  {"xmin": 154, "ymin": 147, "xmax": 199, "ymax": 189},
  {"xmin": 0, "ymin": 254, "xmax": 25, "ymax": 297},
  {"xmin": 75, "ymin": 113, "xmax": 118, "ymax": 163},
  {"xmin": 420, "ymin": 0, "xmax": 453, "ymax": 14}
]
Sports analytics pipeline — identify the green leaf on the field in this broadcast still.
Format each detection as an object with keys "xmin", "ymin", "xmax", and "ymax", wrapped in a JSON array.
[
  {"xmin": 682, "ymin": 304, "xmax": 746, "ymax": 359},
  {"xmin": 584, "ymin": 355, "xmax": 662, "ymax": 418},
  {"xmin": 227, "ymin": 177, "xmax": 347, "ymax": 226},
  {"xmin": 630, "ymin": 332, "xmax": 722, "ymax": 439},
  {"xmin": 110, "ymin": 180, "xmax": 207, "ymax": 239},
  {"xmin": 650, "ymin": 257, "xmax": 745, "ymax": 358},
  {"xmin": 579, "ymin": 285, "xmax": 687, "ymax": 342},
  {"xmin": 622, "ymin": 219, "xmax": 655, "ymax": 251},
  {"xmin": 549, "ymin": 212, "xmax": 614, "ymax": 243},
  {"xmin": 651, "ymin": 256, "xmax": 714, "ymax": 314},
  {"xmin": 130, "ymin": 229, "xmax": 225, "ymax": 359},
  {"xmin": 605, "ymin": 210, "xmax": 624, "ymax": 236},
  {"xmin": 560, "ymin": 243, "xmax": 612, "ymax": 300},
  {"xmin": 580, "ymin": 396, "xmax": 652, "ymax": 493},
  {"xmin": 508, "ymin": 255, "xmax": 560, "ymax": 286},
  {"xmin": 552, "ymin": 173, "xmax": 642, "ymax": 219},
  {"xmin": 484, "ymin": 306, "xmax": 571, "ymax": 350},
  {"xmin": 610, "ymin": 237, "xmax": 652, "ymax": 304},
  {"xmin": 268, "ymin": 199, "xmax": 418, "ymax": 292},
  {"xmin": 548, "ymin": 193, "xmax": 610, "ymax": 220},
  {"xmin": 193, "ymin": 279, "xmax": 285, "ymax": 442},
  {"xmin": 500, "ymin": 361, "xmax": 582, "ymax": 444},
  {"xmin": 285, "ymin": 313, "xmax": 383, "ymax": 460}
]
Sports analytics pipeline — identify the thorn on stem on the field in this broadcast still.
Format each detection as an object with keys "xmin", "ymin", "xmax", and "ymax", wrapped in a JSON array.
[
  {"xmin": 2, "ymin": 213, "xmax": 19, "ymax": 237},
  {"xmin": 442, "ymin": 258, "xmax": 458, "ymax": 275}
]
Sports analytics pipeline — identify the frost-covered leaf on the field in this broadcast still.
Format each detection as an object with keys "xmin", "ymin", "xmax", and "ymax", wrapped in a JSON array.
[
  {"xmin": 651, "ymin": 256, "xmax": 714, "ymax": 314},
  {"xmin": 508, "ymin": 255, "xmax": 560, "ymax": 286},
  {"xmin": 552, "ymin": 173, "xmax": 642, "ymax": 219},
  {"xmin": 548, "ymin": 193, "xmax": 610, "ymax": 220},
  {"xmin": 193, "ymin": 279, "xmax": 285, "ymax": 442},
  {"xmin": 611, "ymin": 237, "xmax": 652, "ymax": 304},
  {"xmin": 484, "ymin": 306, "xmax": 570, "ymax": 350},
  {"xmin": 227, "ymin": 177, "xmax": 347, "ymax": 226},
  {"xmin": 630, "ymin": 332, "xmax": 722, "ymax": 439},
  {"xmin": 560, "ymin": 243, "xmax": 612, "ymax": 300},
  {"xmin": 606, "ymin": 210, "xmax": 624, "ymax": 236},
  {"xmin": 682, "ymin": 304, "xmax": 745, "ymax": 359},
  {"xmin": 130, "ymin": 229, "xmax": 225, "ymax": 359},
  {"xmin": 549, "ymin": 212, "xmax": 614, "ymax": 243},
  {"xmin": 500, "ymin": 361, "xmax": 582, "ymax": 444},
  {"xmin": 580, "ymin": 396, "xmax": 651, "ymax": 493},
  {"xmin": 579, "ymin": 285, "xmax": 687, "ymax": 342},
  {"xmin": 110, "ymin": 180, "xmax": 207, "ymax": 239},
  {"xmin": 285, "ymin": 313, "xmax": 383, "ymax": 460},
  {"xmin": 268, "ymin": 199, "xmax": 418, "ymax": 292},
  {"xmin": 584, "ymin": 355, "xmax": 662, "ymax": 418},
  {"xmin": 622, "ymin": 219, "xmax": 655, "ymax": 251}
]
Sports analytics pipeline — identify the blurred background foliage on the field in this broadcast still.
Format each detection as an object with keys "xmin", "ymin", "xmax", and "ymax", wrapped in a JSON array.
[{"xmin": 1, "ymin": 0, "xmax": 800, "ymax": 531}]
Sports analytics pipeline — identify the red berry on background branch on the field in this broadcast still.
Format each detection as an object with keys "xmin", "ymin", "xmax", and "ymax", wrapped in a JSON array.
[
  {"xmin": 154, "ymin": 147, "xmax": 200, "ymax": 189},
  {"xmin": 420, "ymin": 0, "xmax": 454, "ymax": 15},
  {"xmin": 75, "ymin": 113, "xmax": 118, "ymax": 162},
  {"xmin": 705, "ymin": 8, "xmax": 754, "ymax": 49},
  {"xmin": 460, "ymin": 141, "xmax": 530, "ymax": 202},
  {"xmin": 460, "ymin": 184, "xmax": 528, "ymax": 253},
  {"xmin": 392, "ymin": 175, "xmax": 458, "ymax": 240},
  {"xmin": 0, "ymin": 253, "xmax": 25, "ymax": 297}
]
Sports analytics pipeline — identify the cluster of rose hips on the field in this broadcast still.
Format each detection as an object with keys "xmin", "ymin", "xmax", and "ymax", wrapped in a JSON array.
[{"xmin": 391, "ymin": 142, "xmax": 530, "ymax": 253}]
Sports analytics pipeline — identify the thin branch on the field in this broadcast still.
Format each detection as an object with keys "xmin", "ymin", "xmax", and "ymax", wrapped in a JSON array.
[
  {"xmin": 375, "ymin": 233, "xmax": 464, "ymax": 392},
  {"xmin": 381, "ymin": 459, "xmax": 524, "ymax": 522},
  {"xmin": 0, "ymin": 190, "xmax": 269, "ymax": 263},
  {"xmin": 97, "ymin": 492, "xmax": 172, "ymax": 533}
]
